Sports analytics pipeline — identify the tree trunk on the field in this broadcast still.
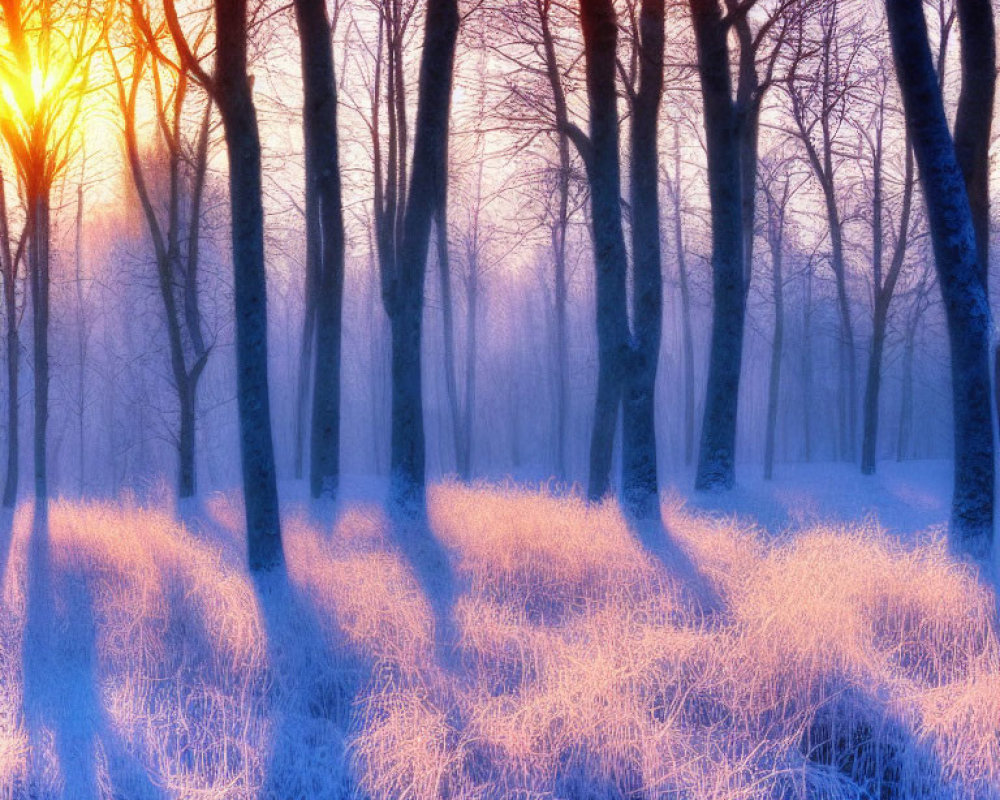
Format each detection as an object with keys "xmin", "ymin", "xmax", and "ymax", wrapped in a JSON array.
[
  {"xmin": 178, "ymin": 378, "xmax": 196, "ymax": 498},
  {"xmin": 861, "ymin": 303, "xmax": 888, "ymax": 475},
  {"xmin": 215, "ymin": 0, "xmax": 283, "ymax": 569},
  {"xmin": 896, "ymin": 313, "xmax": 917, "ymax": 462},
  {"xmin": 886, "ymin": 0, "xmax": 994, "ymax": 559},
  {"xmin": 461, "ymin": 270, "xmax": 477, "ymax": 479},
  {"xmin": 690, "ymin": 0, "xmax": 745, "ymax": 491},
  {"xmin": 621, "ymin": 0, "xmax": 664, "ymax": 518},
  {"xmin": 763, "ymin": 199, "xmax": 784, "ymax": 481},
  {"xmin": 577, "ymin": 0, "xmax": 631, "ymax": 502},
  {"xmin": 436, "ymin": 202, "xmax": 465, "ymax": 476},
  {"xmin": 802, "ymin": 264, "xmax": 813, "ymax": 462},
  {"xmin": 0, "ymin": 175, "xmax": 18, "ymax": 508},
  {"xmin": 672, "ymin": 134, "xmax": 696, "ymax": 468},
  {"xmin": 75, "ymin": 179, "xmax": 86, "ymax": 495},
  {"xmin": 295, "ymin": 0, "xmax": 347, "ymax": 501},
  {"xmin": 539, "ymin": 1, "xmax": 571, "ymax": 481},
  {"xmin": 386, "ymin": 0, "xmax": 459, "ymax": 509},
  {"xmin": 30, "ymin": 191, "xmax": 49, "ymax": 508},
  {"xmin": 293, "ymin": 295, "xmax": 315, "ymax": 480},
  {"xmin": 954, "ymin": 0, "xmax": 995, "ymax": 287}
]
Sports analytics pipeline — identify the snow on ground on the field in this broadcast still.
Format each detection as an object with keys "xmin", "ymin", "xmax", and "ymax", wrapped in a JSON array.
[
  {"xmin": 680, "ymin": 459, "xmax": 953, "ymax": 539},
  {"xmin": 0, "ymin": 461, "xmax": 996, "ymax": 799}
]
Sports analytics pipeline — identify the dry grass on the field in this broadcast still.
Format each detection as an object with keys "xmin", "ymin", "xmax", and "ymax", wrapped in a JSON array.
[{"xmin": 0, "ymin": 480, "xmax": 996, "ymax": 798}]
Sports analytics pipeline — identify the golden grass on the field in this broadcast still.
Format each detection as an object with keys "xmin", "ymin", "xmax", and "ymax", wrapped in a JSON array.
[{"xmin": 0, "ymin": 481, "xmax": 995, "ymax": 798}]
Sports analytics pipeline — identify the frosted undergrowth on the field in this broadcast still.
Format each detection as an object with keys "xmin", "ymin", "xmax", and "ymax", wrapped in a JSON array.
[{"xmin": 0, "ymin": 474, "xmax": 996, "ymax": 799}]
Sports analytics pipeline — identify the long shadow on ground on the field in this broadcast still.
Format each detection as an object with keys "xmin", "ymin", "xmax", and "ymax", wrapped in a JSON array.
[
  {"xmin": 20, "ymin": 503, "xmax": 159, "ymax": 799},
  {"xmin": 384, "ymin": 505, "xmax": 462, "ymax": 671},
  {"xmin": 253, "ymin": 559, "xmax": 370, "ymax": 800},
  {"xmin": 630, "ymin": 516, "xmax": 724, "ymax": 616}
]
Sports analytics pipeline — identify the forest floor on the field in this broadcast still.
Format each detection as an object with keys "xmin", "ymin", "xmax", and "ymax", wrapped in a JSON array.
[{"xmin": 0, "ymin": 460, "xmax": 997, "ymax": 799}]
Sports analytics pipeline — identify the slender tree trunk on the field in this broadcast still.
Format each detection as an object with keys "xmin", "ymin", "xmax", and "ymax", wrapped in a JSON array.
[
  {"xmin": 215, "ymin": 0, "xmax": 282, "ymax": 569},
  {"xmin": 576, "ymin": 0, "xmax": 631, "ymax": 502},
  {"xmin": 178, "ymin": 379, "xmax": 196, "ymax": 497},
  {"xmin": 386, "ymin": 0, "xmax": 459, "ymax": 509},
  {"xmin": 461, "ymin": 271, "xmax": 477, "ymax": 479},
  {"xmin": 802, "ymin": 264, "xmax": 813, "ymax": 462},
  {"xmin": 886, "ymin": 0, "xmax": 994, "ymax": 558},
  {"xmin": 436, "ymin": 202, "xmax": 464, "ymax": 476},
  {"xmin": 896, "ymin": 314, "xmax": 917, "ymax": 462},
  {"xmin": 621, "ymin": 0, "xmax": 664, "ymax": 517},
  {"xmin": 295, "ymin": 0, "xmax": 347, "ymax": 501},
  {"xmin": 539, "ymin": 0, "xmax": 571, "ymax": 480},
  {"xmin": 0, "ymin": 176, "xmax": 18, "ymax": 508},
  {"xmin": 30, "ymin": 190, "xmax": 49, "ymax": 507},
  {"xmin": 764, "ymin": 205, "xmax": 784, "ymax": 481},
  {"xmin": 861, "ymin": 303, "xmax": 888, "ymax": 475},
  {"xmin": 672, "ymin": 135, "xmax": 696, "ymax": 468},
  {"xmin": 293, "ymin": 296, "xmax": 315, "ymax": 480},
  {"xmin": 75, "ymin": 180, "xmax": 85, "ymax": 495},
  {"xmin": 862, "ymin": 137, "xmax": 914, "ymax": 477},
  {"xmin": 552, "ymin": 221, "xmax": 569, "ymax": 478},
  {"xmin": 824, "ymin": 202, "xmax": 856, "ymax": 462},
  {"xmin": 690, "ymin": 0, "xmax": 745, "ymax": 491}
]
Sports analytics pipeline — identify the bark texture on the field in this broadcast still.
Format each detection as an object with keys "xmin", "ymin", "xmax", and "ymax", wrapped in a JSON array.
[{"xmin": 886, "ymin": 0, "xmax": 994, "ymax": 559}]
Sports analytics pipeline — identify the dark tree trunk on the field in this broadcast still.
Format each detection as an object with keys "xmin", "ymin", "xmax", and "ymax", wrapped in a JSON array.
[
  {"xmin": 294, "ymin": 0, "xmax": 347, "ymax": 501},
  {"xmin": 0, "ymin": 174, "xmax": 19, "ymax": 509},
  {"xmin": 954, "ymin": 0, "xmax": 995, "ymax": 287},
  {"xmin": 802, "ymin": 264, "xmax": 813, "ymax": 462},
  {"xmin": 461, "ymin": 268, "xmax": 478, "ymax": 479},
  {"xmin": 436, "ymin": 202, "xmax": 465, "ymax": 477},
  {"xmin": 30, "ymin": 191, "xmax": 49, "ymax": 507},
  {"xmin": 621, "ymin": 0, "xmax": 664, "ymax": 518},
  {"xmin": 763, "ymin": 190, "xmax": 785, "ymax": 481},
  {"xmin": 293, "ymin": 291, "xmax": 315, "ymax": 480},
  {"xmin": 178, "ymin": 381, "xmax": 196, "ymax": 497},
  {"xmin": 690, "ymin": 0, "xmax": 745, "ymax": 491},
  {"xmin": 861, "ymin": 303, "xmax": 888, "ymax": 476},
  {"xmin": 862, "ymin": 135, "xmax": 914, "ymax": 477},
  {"xmin": 575, "ymin": 0, "xmax": 632, "ymax": 502},
  {"xmin": 539, "ymin": 0, "xmax": 571, "ymax": 480},
  {"xmin": 886, "ymin": 0, "xmax": 994, "ymax": 559},
  {"xmin": 896, "ymin": 311, "xmax": 918, "ymax": 462},
  {"xmin": 951, "ymin": 0, "xmax": 1000, "ymax": 463},
  {"xmin": 384, "ymin": 0, "xmax": 460, "ymax": 509},
  {"xmin": 215, "ymin": 0, "xmax": 282, "ymax": 569}
]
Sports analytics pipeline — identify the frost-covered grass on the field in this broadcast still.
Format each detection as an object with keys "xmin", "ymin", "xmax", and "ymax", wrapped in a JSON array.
[{"xmin": 0, "ymin": 470, "xmax": 997, "ymax": 799}]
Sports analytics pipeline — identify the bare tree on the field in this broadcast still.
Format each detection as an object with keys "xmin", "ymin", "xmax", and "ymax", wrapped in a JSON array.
[
  {"xmin": 688, "ymin": 0, "xmax": 745, "ymax": 491},
  {"xmin": 162, "ymin": 0, "xmax": 283, "ymax": 568},
  {"xmin": 0, "ymin": 0, "xmax": 101, "ymax": 511},
  {"xmin": 758, "ymin": 155, "xmax": 800, "ymax": 480},
  {"xmin": 378, "ymin": 0, "xmax": 460, "ymax": 508},
  {"xmin": 293, "ymin": 0, "xmax": 347, "ymax": 500},
  {"xmin": 885, "ymin": 0, "xmax": 993, "ymax": 559},
  {"xmin": 664, "ymin": 123, "xmax": 696, "ymax": 467},
  {"xmin": 786, "ymin": 0, "xmax": 868, "ymax": 463},
  {"xmin": 857, "ymin": 65, "xmax": 915, "ymax": 476},
  {"xmin": 109, "ymin": 15, "xmax": 213, "ymax": 500},
  {"xmin": 564, "ymin": 0, "xmax": 665, "ymax": 514},
  {"xmin": 0, "ymin": 171, "xmax": 25, "ymax": 508}
]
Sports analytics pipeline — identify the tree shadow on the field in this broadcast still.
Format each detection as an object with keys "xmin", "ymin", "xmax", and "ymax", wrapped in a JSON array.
[
  {"xmin": 0, "ymin": 506, "xmax": 15, "ymax": 600},
  {"xmin": 20, "ymin": 503, "xmax": 160, "ymax": 798},
  {"xmin": 251, "ymin": 504, "xmax": 379, "ymax": 799},
  {"xmin": 384, "ymin": 504, "xmax": 461, "ymax": 671},
  {"xmin": 797, "ymin": 684, "xmax": 956, "ymax": 800},
  {"xmin": 629, "ymin": 514, "xmax": 724, "ymax": 616}
]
